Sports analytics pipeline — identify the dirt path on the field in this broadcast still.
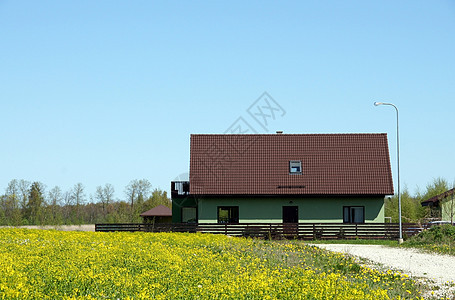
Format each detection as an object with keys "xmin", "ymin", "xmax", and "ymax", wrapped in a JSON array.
[
  {"xmin": 311, "ymin": 244, "xmax": 455, "ymax": 298},
  {"xmin": 2, "ymin": 225, "xmax": 95, "ymax": 231}
]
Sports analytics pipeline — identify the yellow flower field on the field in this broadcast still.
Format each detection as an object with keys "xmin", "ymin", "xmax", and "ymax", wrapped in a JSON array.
[{"xmin": 0, "ymin": 229, "xmax": 424, "ymax": 299}]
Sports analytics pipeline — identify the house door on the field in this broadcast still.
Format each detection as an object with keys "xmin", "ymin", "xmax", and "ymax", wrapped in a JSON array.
[
  {"xmin": 283, "ymin": 206, "xmax": 299, "ymax": 238},
  {"xmin": 283, "ymin": 206, "xmax": 298, "ymax": 223}
]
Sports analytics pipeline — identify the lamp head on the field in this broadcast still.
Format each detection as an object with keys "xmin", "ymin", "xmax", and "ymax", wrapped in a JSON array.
[{"xmin": 374, "ymin": 102, "xmax": 383, "ymax": 106}]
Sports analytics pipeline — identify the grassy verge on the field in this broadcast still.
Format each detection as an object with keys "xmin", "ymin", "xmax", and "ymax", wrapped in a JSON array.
[
  {"xmin": 401, "ymin": 224, "xmax": 455, "ymax": 256},
  {"xmin": 0, "ymin": 228, "xmax": 428, "ymax": 299},
  {"xmin": 303, "ymin": 226, "xmax": 455, "ymax": 257}
]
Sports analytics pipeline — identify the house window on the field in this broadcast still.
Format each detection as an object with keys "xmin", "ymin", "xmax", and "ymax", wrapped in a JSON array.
[
  {"xmin": 343, "ymin": 206, "xmax": 365, "ymax": 223},
  {"xmin": 182, "ymin": 207, "xmax": 197, "ymax": 223},
  {"xmin": 218, "ymin": 206, "xmax": 239, "ymax": 223},
  {"xmin": 289, "ymin": 160, "xmax": 302, "ymax": 174}
]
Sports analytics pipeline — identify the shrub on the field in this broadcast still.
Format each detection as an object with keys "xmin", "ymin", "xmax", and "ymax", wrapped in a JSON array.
[{"xmin": 404, "ymin": 224, "xmax": 455, "ymax": 256}]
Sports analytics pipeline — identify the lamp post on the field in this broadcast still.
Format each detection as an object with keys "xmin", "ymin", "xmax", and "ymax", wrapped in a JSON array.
[{"xmin": 374, "ymin": 102, "xmax": 403, "ymax": 243}]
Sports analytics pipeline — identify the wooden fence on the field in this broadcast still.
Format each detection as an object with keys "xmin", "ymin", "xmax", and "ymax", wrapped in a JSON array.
[{"xmin": 95, "ymin": 223, "xmax": 423, "ymax": 240}]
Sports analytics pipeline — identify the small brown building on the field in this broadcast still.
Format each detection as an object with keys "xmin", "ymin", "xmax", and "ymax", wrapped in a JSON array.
[
  {"xmin": 421, "ymin": 188, "xmax": 455, "ymax": 221},
  {"xmin": 140, "ymin": 205, "xmax": 172, "ymax": 224}
]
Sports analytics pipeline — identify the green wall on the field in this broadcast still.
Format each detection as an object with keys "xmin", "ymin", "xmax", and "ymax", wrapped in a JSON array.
[
  {"xmin": 172, "ymin": 196, "xmax": 198, "ymax": 223},
  {"xmin": 441, "ymin": 199, "xmax": 455, "ymax": 222},
  {"xmin": 196, "ymin": 196, "xmax": 384, "ymax": 223}
]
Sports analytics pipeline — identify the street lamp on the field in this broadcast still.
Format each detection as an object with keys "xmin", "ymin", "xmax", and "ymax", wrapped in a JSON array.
[{"xmin": 374, "ymin": 101, "xmax": 403, "ymax": 243}]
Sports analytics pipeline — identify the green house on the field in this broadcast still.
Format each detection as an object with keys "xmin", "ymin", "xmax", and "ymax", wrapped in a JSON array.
[
  {"xmin": 172, "ymin": 133, "xmax": 394, "ymax": 224},
  {"xmin": 421, "ymin": 188, "xmax": 455, "ymax": 222}
]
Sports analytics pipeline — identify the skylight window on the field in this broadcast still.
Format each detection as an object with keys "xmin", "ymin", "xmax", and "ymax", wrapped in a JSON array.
[{"xmin": 289, "ymin": 160, "xmax": 302, "ymax": 174}]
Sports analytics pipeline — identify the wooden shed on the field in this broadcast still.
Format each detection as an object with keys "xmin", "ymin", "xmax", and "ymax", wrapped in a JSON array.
[{"xmin": 140, "ymin": 205, "xmax": 172, "ymax": 224}]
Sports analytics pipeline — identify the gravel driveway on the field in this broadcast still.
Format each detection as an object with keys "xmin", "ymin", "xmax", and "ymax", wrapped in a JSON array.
[{"xmin": 311, "ymin": 244, "xmax": 455, "ymax": 297}]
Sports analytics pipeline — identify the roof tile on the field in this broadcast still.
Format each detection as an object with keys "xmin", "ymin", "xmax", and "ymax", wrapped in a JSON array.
[
  {"xmin": 189, "ymin": 134, "xmax": 394, "ymax": 196},
  {"xmin": 140, "ymin": 205, "xmax": 172, "ymax": 217}
]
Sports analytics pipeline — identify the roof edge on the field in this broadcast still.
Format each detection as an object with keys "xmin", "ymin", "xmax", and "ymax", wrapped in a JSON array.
[
  {"xmin": 189, "ymin": 194, "xmax": 389, "ymax": 198},
  {"xmin": 190, "ymin": 133, "xmax": 388, "ymax": 137},
  {"xmin": 421, "ymin": 188, "xmax": 455, "ymax": 204}
]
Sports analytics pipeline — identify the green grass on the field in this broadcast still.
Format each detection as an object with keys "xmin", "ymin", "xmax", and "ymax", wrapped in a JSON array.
[
  {"xmin": 401, "ymin": 224, "xmax": 455, "ymax": 256},
  {"xmin": 299, "ymin": 228, "xmax": 455, "ymax": 256},
  {"xmin": 301, "ymin": 226, "xmax": 455, "ymax": 257}
]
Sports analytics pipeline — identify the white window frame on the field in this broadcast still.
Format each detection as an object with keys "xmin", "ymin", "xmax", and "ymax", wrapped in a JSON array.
[{"xmin": 289, "ymin": 160, "xmax": 302, "ymax": 174}]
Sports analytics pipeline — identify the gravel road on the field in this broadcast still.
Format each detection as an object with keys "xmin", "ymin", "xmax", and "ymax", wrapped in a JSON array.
[{"xmin": 311, "ymin": 244, "xmax": 455, "ymax": 297}]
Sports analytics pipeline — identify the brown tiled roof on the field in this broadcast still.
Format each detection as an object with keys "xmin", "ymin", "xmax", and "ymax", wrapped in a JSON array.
[
  {"xmin": 189, "ymin": 133, "xmax": 394, "ymax": 196},
  {"xmin": 421, "ymin": 188, "xmax": 455, "ymax": 205},
  {"xmin": 140, "ymin": 205, "xmax": 172, "ymax": 217}
]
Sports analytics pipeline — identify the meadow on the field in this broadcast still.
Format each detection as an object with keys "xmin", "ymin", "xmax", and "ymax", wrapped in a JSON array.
[{"xmin": 0, "ymin": 228, "xmax": 426, "ymax": 299}]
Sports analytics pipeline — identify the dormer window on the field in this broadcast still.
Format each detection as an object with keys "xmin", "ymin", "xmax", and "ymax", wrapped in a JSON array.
[{"xmin": 289, "ymin": 160, "xmax": 302, "ymax": 174}]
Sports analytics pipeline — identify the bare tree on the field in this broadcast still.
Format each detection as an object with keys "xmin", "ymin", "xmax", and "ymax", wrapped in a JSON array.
[
  {"xmin": 18, "ymin": 179, "xmax": 30, "ymax": 210},
  {"xmin": 49, "ymin": 186, "xmax": 63, "ymax": 206},
  {"xmin": 72, "ymin": 183, "xmax": 85, "ymax": 222},
  {"xmin": 48, "ymin": 186, "xmax": 63, "ymax": 224},
  {"xmin": 63, "ymin": 190, "xmax": 73, "ymax": 206},
  {"xmin": 125, "ymin": 181, "xmax": 138, "ymax": 210},
  {"xmin": 5, "ymin": 179, "xmax": 19, "ymax": 209},
  {"xmin": 95, "ymin": 183, "xmax": 115, "ymax": 215},
  {"xmin": 62, "ymin": 190, "xmax": 73, "ymax": 222},
  {"xmin": 95, "ymin": 186, "xmax": 105, "ymax": 205},
  {"xmin": 72, "ymin": 183, "xmax": 86, "ymax": 206},
  {"xmin": 136, "ymin": 179, "xmax": 152, "ymax": 200},
  {"xmin": 125, "ymin": 179, "xmax": 151, "ymax": 208},
  {"xmin": 104, "ymin": 183, "xmax": 115, "ymax": 214},
  {"xmin": 125, "ymin": 179, "xmax": 152, "ymax": 221},
  {"xmin": 103, "ymin": 183, "xmax": 115, "ymax": 205}
]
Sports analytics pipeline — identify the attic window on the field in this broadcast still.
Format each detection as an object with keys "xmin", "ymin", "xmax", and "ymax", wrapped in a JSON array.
[{"xmin": 289, "ymin": 160, "xmax": 302, "ymax": 174}]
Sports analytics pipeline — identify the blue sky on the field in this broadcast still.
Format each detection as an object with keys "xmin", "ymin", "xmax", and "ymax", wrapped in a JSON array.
[{"xmin": 1, "ymin": 1, "xmax": 454, "ymax": 201}]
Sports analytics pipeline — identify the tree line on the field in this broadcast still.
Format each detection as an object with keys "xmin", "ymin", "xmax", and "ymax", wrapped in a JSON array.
[
  {"xmin": 1, "ymin": 177, "xmax": 453, "ymax": 226},
  {"xmin": 0, "ymin": 179, "xmax": 171, "ymax": 226},
  {"xmin": 385, "ymin": 177, "xmax": 455, "ymax": 224}
]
